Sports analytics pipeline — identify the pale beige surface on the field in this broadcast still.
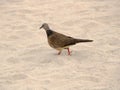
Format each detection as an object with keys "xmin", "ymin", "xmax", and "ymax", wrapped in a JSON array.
[{"xmin": 0, "ymin": 0, "xmax": 120, "ymax": 90}]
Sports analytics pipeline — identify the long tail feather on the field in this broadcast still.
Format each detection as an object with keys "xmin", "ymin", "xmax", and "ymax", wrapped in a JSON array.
[{"xmin": 75, "ymin": 39, "xmax": 93, "ymax": 43}]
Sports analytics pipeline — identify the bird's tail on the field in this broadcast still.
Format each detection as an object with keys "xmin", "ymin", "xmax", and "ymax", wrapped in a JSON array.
[{"xmin": 75, "ymin": 39, "xmax": 93, "ymax": 43}]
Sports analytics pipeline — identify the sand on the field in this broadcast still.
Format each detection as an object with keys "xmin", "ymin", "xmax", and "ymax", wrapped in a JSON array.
[{"xmin": 0, "ymin": 0, "xmax": 120, "ymax": 90}]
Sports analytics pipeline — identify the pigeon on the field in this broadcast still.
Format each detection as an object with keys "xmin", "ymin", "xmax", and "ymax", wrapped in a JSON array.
[{"xmin": 40, "ymin": 23, "xmax": 93, "ymax": 55}]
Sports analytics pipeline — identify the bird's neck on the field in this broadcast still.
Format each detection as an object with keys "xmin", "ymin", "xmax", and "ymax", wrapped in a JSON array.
[{"xmin": 46, "ymin": 30, "xmax": 53, "ymax": 37}]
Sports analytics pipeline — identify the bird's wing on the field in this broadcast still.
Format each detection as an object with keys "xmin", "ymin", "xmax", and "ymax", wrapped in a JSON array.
[{"xmin": 48, "ymin": 31, "xmax": 76, "ymax": 48}]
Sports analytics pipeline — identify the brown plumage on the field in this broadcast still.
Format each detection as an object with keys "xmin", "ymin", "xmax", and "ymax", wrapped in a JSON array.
[{"xmin": 40, "ymin": 23, "xmax": 93, "ymax": 55}]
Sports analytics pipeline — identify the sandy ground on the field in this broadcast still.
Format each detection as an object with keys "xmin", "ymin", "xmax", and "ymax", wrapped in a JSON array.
[{"xmin": 0, "ymin": 0, "xmax": 120, "ymax": 90}]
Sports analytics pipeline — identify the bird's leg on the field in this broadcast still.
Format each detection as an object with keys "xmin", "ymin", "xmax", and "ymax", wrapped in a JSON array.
[{"xmin": 67, "ymin": 48, "xmax": 71, "ymax": 55}]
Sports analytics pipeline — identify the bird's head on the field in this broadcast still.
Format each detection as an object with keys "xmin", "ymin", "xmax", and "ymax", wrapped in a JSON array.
[{"xmin": 40, "ymin": 23, "xmax": 50, "ymax": 30}]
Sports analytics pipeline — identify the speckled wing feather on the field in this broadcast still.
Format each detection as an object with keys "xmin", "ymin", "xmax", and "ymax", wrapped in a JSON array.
[{"xmin": 48, "ymin": 31, "xmax": 76, "ymax": 48}]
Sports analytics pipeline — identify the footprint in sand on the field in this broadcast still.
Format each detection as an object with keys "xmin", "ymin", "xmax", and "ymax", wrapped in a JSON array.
[
  {"xmin": 7, "ymin": 57, "xmax": 19, "ymax": 64},
  {"xmin": 11, "ymin": 74, "xmax": 27, "ymax": 80}
]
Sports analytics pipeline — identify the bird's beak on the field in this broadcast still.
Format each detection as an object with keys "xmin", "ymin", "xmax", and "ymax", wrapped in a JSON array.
[{"xmin": 40, "ymin": 25, "xmax": 43, "ymax": 29}]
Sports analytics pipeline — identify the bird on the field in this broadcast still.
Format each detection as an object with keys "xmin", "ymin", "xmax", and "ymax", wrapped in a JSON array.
[{"xmin": 40, "ymin": 23, "xmax": 93, "ymax": 55}]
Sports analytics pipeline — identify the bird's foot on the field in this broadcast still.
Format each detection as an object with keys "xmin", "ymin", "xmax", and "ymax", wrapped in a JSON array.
[
  {"xmin": 57, "ymin": 51, "xmax": 61, "ymax": 55},
  {"xmin": 68, "ymin": 52, "xmax": 72, "ymax": 55}
]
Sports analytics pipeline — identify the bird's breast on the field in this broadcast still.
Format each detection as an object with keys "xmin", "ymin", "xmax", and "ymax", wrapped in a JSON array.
[{"xmin": 47, "ymin": 38, "xmax": 57, "ymax": 48}]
